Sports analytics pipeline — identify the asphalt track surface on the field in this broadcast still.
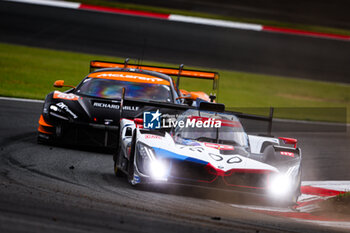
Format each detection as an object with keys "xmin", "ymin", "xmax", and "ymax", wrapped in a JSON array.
[
  {"xmin": 0, "ymin": 98, "xmax": 350, "ymax": 233},
  {"xmin": 1, "ymin": 1, "xmax": 350, "ymax": 83},
  {"xmin": 123, "ymin": 0, "xmax": 350, "ymax": 30}
]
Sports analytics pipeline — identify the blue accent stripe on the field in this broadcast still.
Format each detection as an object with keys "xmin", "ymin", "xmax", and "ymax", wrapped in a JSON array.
[{"xmin": 153, "ymin": 147, "xmax": 208, "ymax": 165}]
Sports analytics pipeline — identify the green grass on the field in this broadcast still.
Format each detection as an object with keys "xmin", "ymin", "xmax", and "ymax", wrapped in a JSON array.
[
  {"xmin": 318, "ymin": 192, "xmax": 350, "ymax": 216},
  {"xmin": 332, "ymin": 192, "xmax": 350, "ymax": 202},
  {"xmin": 0, "ymin": 42, "xmax": 349, "ymax": 122},
  {"xmin": 70, "ymin": 0, "xmax": 350, "ymax": 36}
]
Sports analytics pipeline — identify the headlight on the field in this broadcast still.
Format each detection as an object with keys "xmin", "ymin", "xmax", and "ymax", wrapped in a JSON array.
[
  {"xmin": 50, "ymin": 105, "xmax": 59, "ymax": 112},
  {"xmin": 136, "ymin": 142, "xmax": 168, "ymax": 180},
  {"xmin": 49, "ymin": 104, "xmax": 69, "ymax": 120},
  {"xmin": 149, "ymin": 160, "xmax": 167, "ymax": 180},
  {"xmin": 268, "ymin": 174, "xmax": 292, "ymax": 197},
  {"xmin": 49, "ymin": 102, "xmax": 79, "ymax": 120}
]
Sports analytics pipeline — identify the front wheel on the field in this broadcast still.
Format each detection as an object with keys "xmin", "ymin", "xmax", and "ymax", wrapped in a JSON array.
[
  {"xmin": 127, "ymin": 129, "xmax": 139, "ymax": 186},
  {"xmin": 291, "ymin": 170, "xmax": 302, "ymax": 204},
  {"xmin": 113, "ymin": 161, "xmax": 124, "ymax": 177},
  {"xmin": 113, "ymin": 143, "xmax": 124, "ymax": 177}
]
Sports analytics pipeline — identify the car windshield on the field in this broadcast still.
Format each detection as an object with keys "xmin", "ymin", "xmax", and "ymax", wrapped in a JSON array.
[
  {"xmin": 75, "ymin": 78, "xmax": 173, "ymax": 102},
  {"xmin": 173, "ymin": 109, "xmax": 248, "ymax": 147}
]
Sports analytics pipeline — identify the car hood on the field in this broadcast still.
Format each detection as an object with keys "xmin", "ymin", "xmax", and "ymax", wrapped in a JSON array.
[
  {"xmin": 47, "ymin": 91, "xmax": 169, "ymax": 125},
  {"xmin": 138, "ymin": 131, "xmax": 278, "ymax": 173}
]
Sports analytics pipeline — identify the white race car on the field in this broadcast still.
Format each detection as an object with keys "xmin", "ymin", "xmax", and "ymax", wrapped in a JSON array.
[{"xmin": 113, "ymin": 103, "xmax": 302, "ymax": 203}]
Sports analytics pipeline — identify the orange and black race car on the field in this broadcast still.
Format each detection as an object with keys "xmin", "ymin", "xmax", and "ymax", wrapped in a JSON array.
[{"xmin": 37, "ymin": 59, "xmax": 219, "ymax": 148}]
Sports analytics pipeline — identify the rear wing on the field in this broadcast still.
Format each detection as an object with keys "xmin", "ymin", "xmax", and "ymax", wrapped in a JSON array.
[
  {"xmin": 89, "ymin": 59, "xmax": 219, "ymax": 90},
  {"xmin": 121, "ymin": 99, "xmax": 274, "ymax": 135},
  {"xmin": 119, "ymin": 87, "xmax": 273, "ymax": 135},
  {"xmin": 228, "ymin": 108, "xmax": 274, "ymax": 136}
]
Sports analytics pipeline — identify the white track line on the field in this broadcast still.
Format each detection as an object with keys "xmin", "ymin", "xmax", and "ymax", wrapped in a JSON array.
[
  {"xmin": 5, "ymin": 0, "xmax": 350, "ymax": 42},
  {"xmin": 229, "ymin": 181, "xmax": 350, "ymax": 230},
  {"xmin": 169, "ymin": 15, "xmax": 262, "ymax": 31},
  {"xmin": 4, "ymin": 0, "xmax": 80, "ymax": 9},
  {"xmin": 295, "ymin": 219, "xmax": 350, "ymax": 230},
  {"xmin": 302, "ymin": 181, "xmax": 350, "ymax": 191},
  {"xmin": 0, "ymin": 96, "xmax": 44, "ymax": 103}
]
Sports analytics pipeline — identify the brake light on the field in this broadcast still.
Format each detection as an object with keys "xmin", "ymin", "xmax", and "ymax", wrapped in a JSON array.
[{"xmin": 280, "ymin": 151, "xmax": 294, "ymax": 157}]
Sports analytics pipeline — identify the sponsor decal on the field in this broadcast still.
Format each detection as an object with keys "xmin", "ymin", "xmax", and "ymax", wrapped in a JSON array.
[
  {"xmin": 93, "ymin": 101, "xmax": 119, "ymax": 109},
  {"xmin": 104, "ymin": 119, "xmax": 113, "ymax": 125},
  {"xmin": 227, "ymin": 156, "xmax": 242, "ymax": 164},
  {"xmin": 144, "ymin": 134, "xmax": 162, "ymax": 139},
  {"xmin": 123, "ymin": 105, "xmax": 140, "ymax": 111},
  {"xmin": 132, "ymin": 175, "xmax": 141, "ymax": 185},
  {"xmin": 94, "ymin": 73, "xmax": 168, "ymax": 84},
  {"xmin": 204, "ymin": 143, "xmax": 234, "ymax": 150},
  {"xmin": 143, "ymin": 110, "xmax": 161, "ymax": 129},
  {"xmin": 53, "ymin": 91, "xmax": 79, "ymax": 101},
  {"xmin": 179, "ymin": 146, "xmax": 204, "ymax": 153},
  {"xmin": 280, "ymin": 151, "xmax": 295, "ymax": 157},
  {"xmin": 209, "ymin": 153, "xmax": 223, "ymax": 161},
  {"xmin": 56, "ymin": 102, "xmax": 78, "ymax": 119},
  {"xmin": 93, "ymin": 101, "xmax": 139, "ymax": 111}
]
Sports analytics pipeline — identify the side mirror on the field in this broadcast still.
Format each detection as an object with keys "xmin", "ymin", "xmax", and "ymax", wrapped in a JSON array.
[
  {"xmin": 279, "ymin": 137, "xmax": 297, "ymax": 148},
  {"xmin": 53, "ymin": 80, "xmax": 75, "ymax": 89},
  {"xmin": 53, "ymin": 80, "xmax": 65, "ymax": 88},
  {"xmin": 209, "ymin": 94, "xmax": 216, "ymax": 102}
]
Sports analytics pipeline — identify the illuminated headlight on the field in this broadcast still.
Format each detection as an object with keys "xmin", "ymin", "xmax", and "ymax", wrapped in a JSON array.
[
  {"xmin": 49, "ymin": 104, "xmax": 69, "ymax": 120},
  {"xmin": 136, "ymin": 142, "xmax": 168, "ymax": 180},
  {"xmin": 268, "ymin": 174, "xmax": 292, "ymax": 197},
  {"xmin": 50, "ymin": 105, "xmax": 59, "ymax": 111},
  {"xmin": 149, "ymin": 160, "xmax": 167, "ymax": 180}
]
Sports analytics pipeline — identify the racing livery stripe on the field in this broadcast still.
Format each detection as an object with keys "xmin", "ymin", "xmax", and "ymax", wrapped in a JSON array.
[
  {"xmin": 153, "ymin": 147, "xmax": 208, "ymax": 165},
  {"xmin": 53, "ymin": 91, "xmax": 80, "ymax": 101}
]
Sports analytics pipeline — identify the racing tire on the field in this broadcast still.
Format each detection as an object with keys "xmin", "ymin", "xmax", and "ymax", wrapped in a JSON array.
[
  {"xmin": 37, "ymin": 135, "xmax": 47, "ymax": 144},
  {"xmin": 37, "ymin": 133, "xmax": 53, "ymax": 145},
  {"xmin": 113, "ymin": 143, "xmax": 124, "ymax": 177},
  {"xmin": 291, "ymin": 170, "xmax": 302, "ymax": 204},
  {"xmin": 127, "ymin": 129, "xmax": 137, "ymax": 186},
  {"xmin": 113, "ymin": 161, "xmax": 124, "ymax": 177}
]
